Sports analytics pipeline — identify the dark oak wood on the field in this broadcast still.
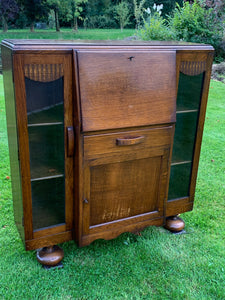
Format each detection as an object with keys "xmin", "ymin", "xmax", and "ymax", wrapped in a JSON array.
[
  {"xmin": 25, "ymin": 231, "xmax": 72, "ymax": 251},
  {"xmin": 77, "ymin": 50, "xmax": 176, "ymax": 131},
  {"xmin": 1, "ymin": 40, "xmax": 214, "ymax": 255},
  {"xmin": 167, "ymin": 50, "xmax": 214, "ymax": 216},
  {"xmin": 1, "ymin": 46, "xmax": 25, "ymax": 243},
  {"xmin": 67, "ymin": 126, "xmax": 75, "ymax": 157},
  {"xmin": 116, "ymin": 136, "xmax": 145, "ymax": 146},
  {"xmin": 165, "ymin": 215, "xmax": 185, "ymax": 232},
  {"xmin": 36, "ymin": 245, "xmax": 64, "ymax": 267}
]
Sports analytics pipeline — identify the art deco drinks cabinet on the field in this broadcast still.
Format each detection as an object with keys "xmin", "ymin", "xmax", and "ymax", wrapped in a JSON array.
[{"xmin": 2, "ymin": 40, "xmax": 213, "ymax": 265}]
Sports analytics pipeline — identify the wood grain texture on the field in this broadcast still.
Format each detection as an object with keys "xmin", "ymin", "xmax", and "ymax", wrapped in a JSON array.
[
  {"xmin": 167, "ymin": 50, "xmax": 214, "ymax": 217},
  {"xmin": 189, "ymin": 51, "xmax": 214, "ymax": 201},
  {"xmin": 81, "ymin": 126, "xmax": 174, "ymax": 242},
  {"xmin": 63, "ymin": 54, "xmax": 74, "ymax": 232},
  {"xmin": 10, "ymin": 52, "xmax": 74, "ymax": 247},
  {"xmin": 80, "ymin": 217, "xmax": 163, "ymax": 247},
  {"xmin": 25, "ymin": 231, "xmax": 72, "ymax": 251},
  {"xmin": 77, "ymin": 51, "xmax": 176, "ymax": 131},
  {"xmin": 13, "ymin": 54, "xmax": 34, "ymax": 240},
  {"xmin": 84, "ymin": 126, "xmax": 173, "ymax": 159},
  {"xmin": 1, "ymin": 41, "xmax": 214, "ymax": 251},
  {"xmin": 67, "ymin": 126, "xmax": 75, "ymax": 157},
  {"xmin": 33, "ymin": 224, "xmax": 67, "ymax": 239},
  {"xmin": 180, "ymin": 61, "xmax": 206, "ymax": 76},
  {"xmin": 2, "ymin": 39, "xmax": 214, "ymax": 53},
  {"xmin": 24, "ymin": 64, "xmax": 63, "ymax": 82},
  {"xmin": 73, "ymin": 50, "xmax": 83, "ymax": 244},
  {"xmin": 89, "ymin": 156, "xmax": 163, "ymax": 225},
  {"xmin": 1, "ymin": 46, "xmax": 25, "ymax": 244},
  {"xmin": 116, "ymin": 135, "xmax": 145, "ymax": 146},
  {"xmin": 166, "ymin": 197, "xmax": 194, "ymax": 216}
]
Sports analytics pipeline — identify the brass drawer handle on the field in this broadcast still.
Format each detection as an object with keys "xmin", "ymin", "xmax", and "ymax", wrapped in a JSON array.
[{"xmin": 116, "ymin": 136, "xmax": 145, "ymax": 146}]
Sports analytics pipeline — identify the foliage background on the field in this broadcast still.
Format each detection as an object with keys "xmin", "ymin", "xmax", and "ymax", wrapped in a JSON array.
[{"xmin": 0, "ymin": 0, "xmax": 224, "ymax": 61}]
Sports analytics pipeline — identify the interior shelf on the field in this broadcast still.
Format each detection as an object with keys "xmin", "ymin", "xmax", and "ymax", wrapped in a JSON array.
[
  {"xmin": 28, "ymin": 123, "xmax": 64, "ymax": 180},
  {"xmin": 30, "ymin": 170, "xmax": 64, "ymax": 181},
  {"xmin": 171, "ymin": 111, "xmax": 199, "ymax": 163},
  {"xmin": 168, "ymin": 162, "xmax": 192, "ymax": 200},
  {"xmin": 176, "ymin": 109, "xmax": 198, "ymax": 114},
  {"xmin": 27, "ymin": 103, "xmax": 64, "ymax": 125},
  {"xmin": 28, "ymin": 122, "xmax": 63, "ymax": 127},
  {"xmin": 31, "ymin": 176, "xmax": 65, "ymax": 230},
  {"xmin": 171, "ymin": 160, "xmax": 192, "ymax": 166}
]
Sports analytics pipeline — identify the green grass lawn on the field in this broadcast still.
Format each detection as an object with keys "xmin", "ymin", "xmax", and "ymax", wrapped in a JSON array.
[
  {"xmin": 0, "ymin": 75, "xmax": 225, "ymax": 299},
  {"xmin": 0, "ymin": 28, "xmax": 136, "ymax": 41}
]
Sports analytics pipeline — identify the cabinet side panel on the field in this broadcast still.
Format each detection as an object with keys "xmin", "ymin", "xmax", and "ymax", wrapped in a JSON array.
[{"xmin": 1, "ymin": 46, "xmax": 25, "ymax": 243}]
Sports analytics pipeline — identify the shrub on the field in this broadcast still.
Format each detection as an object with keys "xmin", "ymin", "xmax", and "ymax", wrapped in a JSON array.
[
  {"xmin": 85, "ymin": 15, "xmax": 117, "ymax": 29},
  {"xmin": 139, "ymin": 1, "xmax": 225, "ymax": 62},
  {"xmin": 211, "ymin": 62, "xmax": 225, "ymax": 83},
  {"xmin": 139, "ymin": 4, "xmax": 174, "ymax": 41},
  {"xmin": 169, "ymin": 1, "xmax": 225, "ymax": 62}
]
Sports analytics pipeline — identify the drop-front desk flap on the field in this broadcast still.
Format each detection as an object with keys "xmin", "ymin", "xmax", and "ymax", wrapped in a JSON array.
[{"xmin": 76, "ymin": 50, "xmax": 176, "ymax": 131}]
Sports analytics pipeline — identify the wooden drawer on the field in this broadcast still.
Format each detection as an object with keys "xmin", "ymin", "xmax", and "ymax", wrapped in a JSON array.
[
  {"xmin": 77, "ymin": 51, "xmax": 176, "ymax": 132},
  {"xmin": 84, "ymin": 126, "xmax": 174, "ymax": 159}
]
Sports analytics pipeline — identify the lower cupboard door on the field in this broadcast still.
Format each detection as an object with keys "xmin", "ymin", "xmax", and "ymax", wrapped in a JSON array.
[{"xmin": 81, "ymin": 146, "xmax": 171, "ymax": 245}]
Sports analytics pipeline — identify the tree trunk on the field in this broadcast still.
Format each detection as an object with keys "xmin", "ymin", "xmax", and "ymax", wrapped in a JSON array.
[
  {"xmin": 73, "ymin": 16, "xmax": 78, "ymax": 32},
  {"xmin": 30, "ymin": 22, "xmax": 34, "ymax": 32},
  {"xmin": 55, "ymin": 9, "xmax": 60, "ymax": 32},
  {"xmin": 120, "ymin": 23, "xmax": 123, "ymax": 32},
  {"xmin": 2, "ymin": 16, "xmax": 8, "ymax": 32}
]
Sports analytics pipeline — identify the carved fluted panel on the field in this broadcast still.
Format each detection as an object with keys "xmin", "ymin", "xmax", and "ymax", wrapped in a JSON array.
[
  {"xmin": 24, "ymin": 64, "xmax": 64, "ymax": 82},
  {"xmin": 180, "ymin": 61, "xmax": 206, "ymax": 76}
]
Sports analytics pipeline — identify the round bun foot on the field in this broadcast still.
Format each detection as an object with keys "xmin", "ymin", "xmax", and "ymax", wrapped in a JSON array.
[
  {"xmin": 37, "ymin": 245, "xmax": 64, "ymax": 267},
  {"xmin": 165, "ymin": 215, "xmax": 185, "ymax": 233}
]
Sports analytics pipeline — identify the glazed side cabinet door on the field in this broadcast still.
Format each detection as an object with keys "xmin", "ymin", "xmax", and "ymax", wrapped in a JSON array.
[
  {"xmin": 13, "ymin": 53, "xmax": 74, "ymax": 250},
  {"xmin": 167, "ymin": 51, "xmax": 214, "ymax": 216},
  {"xmin": 80, "ymin": 126, "xmax": 174, "ymax": 246}
]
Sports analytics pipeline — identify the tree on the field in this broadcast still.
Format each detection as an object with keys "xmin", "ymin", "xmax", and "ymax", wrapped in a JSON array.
[
  {"xmin": 114, "ymin": 1, "xmax": 131, "ymax": 31},
  {"xmin": 19, "ymin": 0, "xmax": 49, "ymax": 32},
  {"xmin": 47, "ymin": 0, "xmax": 61, "ymax": 31},
  {"xmin": 133, "ymin": 0, "xmax": 146, "ymax": 29},
  {"xmin": 0, "ymin": 0, "xmax": 19, "ymax": 32},
  {"xmin": 66, "ymin": 0, "xmax": 88, "ymax": 31}
]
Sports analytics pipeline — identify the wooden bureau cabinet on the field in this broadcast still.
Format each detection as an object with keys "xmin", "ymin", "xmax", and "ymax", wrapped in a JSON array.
[{"xmin": 2, "ymin": 40, "xmax": 213, "ymax": 262}]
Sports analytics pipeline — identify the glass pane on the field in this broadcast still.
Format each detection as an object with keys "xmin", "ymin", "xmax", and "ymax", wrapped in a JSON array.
[
  {"xmin": 28, "ymin": 124, "xmax": 64, "ymax": 179},
  {"xmin": 168, "ymin": 163, "xmax": 192, "ymax": 200},
  {"xmin": 172, "ymin": 112, "xmax": 199, "ymax": 163},
  {"xmin": 25, "ymin": 75, "xmax": 65, "ymax": 230},
  {"xmin": 25, "ymin": 77, "xmax": 64, "ymax": 124},
  {"xmin": 32, "ymin": 177, "xmax": 65, "ymax": 230},
  {"xmin": 177, "ymin": 72, "xmax": 204, "ymax": 111}
]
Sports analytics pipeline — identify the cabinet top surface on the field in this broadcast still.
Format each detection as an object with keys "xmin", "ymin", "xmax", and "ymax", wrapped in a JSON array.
[{"xmin": 2, "ymin": 39, "xmax": 214, "ymax": 51}]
